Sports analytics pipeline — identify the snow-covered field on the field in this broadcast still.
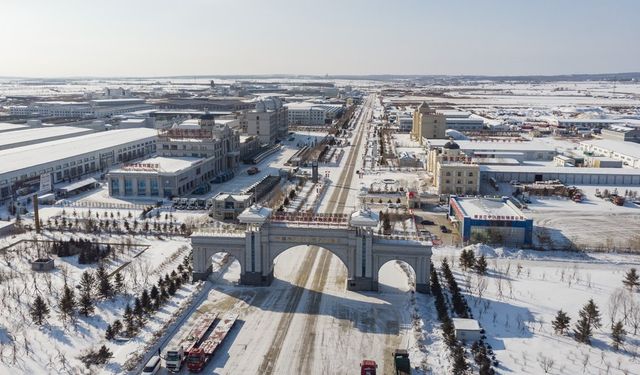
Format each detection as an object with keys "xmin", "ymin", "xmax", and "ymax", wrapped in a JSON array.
[
  {"xmin": 433, "ymin": 245, "xmax": 640, "ymax": 375},
  {"xmin": 0, "ymin": 230, "xmax": 196, "ymax": 374}
]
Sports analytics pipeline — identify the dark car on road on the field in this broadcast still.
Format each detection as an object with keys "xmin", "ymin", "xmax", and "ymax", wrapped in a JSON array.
[
  {"xmin": 421, "ymin": 220, "xmax": 435, "ymax": 226},
  {"xmin": 440, "ymin": 225, "xmax": 448, "ymax": 233}
]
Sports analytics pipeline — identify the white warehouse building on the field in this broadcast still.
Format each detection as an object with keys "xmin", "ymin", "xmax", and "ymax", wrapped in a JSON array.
[
  {"xmin": 0, "ymin": 128, "xmax": 157, "ymax": 202},
  {"xmin": 285, "ymin": 102, "xmax": 343, "ymax": 126},
  {"xmin": 580, "ymin": 139, "xmax": 640, "ymax": 169}
]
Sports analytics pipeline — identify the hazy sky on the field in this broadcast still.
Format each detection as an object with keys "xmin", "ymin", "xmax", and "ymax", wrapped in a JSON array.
[{"xmin": 2, "ymin": 0, "xmax": 639, "ymax": 77}]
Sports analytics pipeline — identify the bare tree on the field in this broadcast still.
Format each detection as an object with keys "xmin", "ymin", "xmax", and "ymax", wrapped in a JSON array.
[
  {"xmin": 537, "ymin": 353, "xmax": 554, "ymax": 374},
  {"xmin": 475, "ymin": 275, "xmax": 488, "ymax": 302},
  {"xmin": 608, "ymin": 288, "xmax": 625, "ymax": 326}
]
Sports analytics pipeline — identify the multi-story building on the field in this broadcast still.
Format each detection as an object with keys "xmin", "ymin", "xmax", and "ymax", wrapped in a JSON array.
[
  {"xmin": 285, "ymin": 102, "xmax": 343, "ymax": 126},
  {"xmin": 246, "ymin": 97, "xmax": 287, "ymax": 145},
  {"xmin": 412, "ymin": 102, "xmax": 447, "ymax": 143},
  {"xmin": 428, "ymin": 140, "xmax": 480, "ymax": 195},
  {"xmin": 107, "ymin": 114, "xmax": 241, "ymax": 198}
]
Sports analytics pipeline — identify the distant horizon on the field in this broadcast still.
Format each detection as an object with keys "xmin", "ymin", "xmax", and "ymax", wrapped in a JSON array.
[{"xmin": 2, "ymin": 71, "xmax": 640, "ymax": 81}]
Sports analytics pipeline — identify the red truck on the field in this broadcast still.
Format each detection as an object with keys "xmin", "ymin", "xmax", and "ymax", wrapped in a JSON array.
[
  {"xmin": 360, "ymin": 360, "xmax": 377, "ymax": 375},
  {"xmin": 187, "ymin": 314, "xmax": 238, "ymax": 372},
  {"xmin": 164, "ymin": 313, "xmax": 218, "ymax": 372}
]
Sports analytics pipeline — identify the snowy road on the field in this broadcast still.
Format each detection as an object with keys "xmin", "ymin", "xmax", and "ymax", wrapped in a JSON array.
[{"xmin": 158, "ymin": 95, "xmax": 415, "ymax": 374}]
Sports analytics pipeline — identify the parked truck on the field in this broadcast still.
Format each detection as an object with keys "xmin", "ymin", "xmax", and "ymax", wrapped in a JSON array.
[
  {"xmin": 187, "ymin": 313, "xmax": 238, "ymax": 372},
  {"xmin": 360, "ymin": 359, "xmax": 377, "ymax": 375},
  {"xmin": 164, "ymin": 313, "xmax": 217, "ymax": 372},
  {"xmin": 392, "ymin": 349, "xmax": 411, "ymax": 375}
]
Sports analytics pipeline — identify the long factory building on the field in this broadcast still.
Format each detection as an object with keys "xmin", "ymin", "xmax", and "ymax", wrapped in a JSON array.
[{"xmin": 0, "ymin": 128, "xmax": 157, "ymax": 201}]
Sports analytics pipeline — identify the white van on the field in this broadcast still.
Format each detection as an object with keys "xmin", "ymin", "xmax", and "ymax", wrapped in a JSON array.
[{"xmin": 141, "ymin": 355, "xmax": 161, "ymax": 375}]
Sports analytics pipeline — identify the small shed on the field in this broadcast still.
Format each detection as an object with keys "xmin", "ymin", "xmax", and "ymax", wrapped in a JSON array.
[
  {"xmin": 31, "ymin": 258, "xmax": 55, "ymax": 271},
  {"xmin": 452, "ymin": 318, "xmax": 482, "ymax": 343}
]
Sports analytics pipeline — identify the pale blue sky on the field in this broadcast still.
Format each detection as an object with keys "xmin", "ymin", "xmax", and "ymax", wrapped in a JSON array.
[{"xmin": 1, "ymin": 0, "xmax": 638, "ymax": 77}]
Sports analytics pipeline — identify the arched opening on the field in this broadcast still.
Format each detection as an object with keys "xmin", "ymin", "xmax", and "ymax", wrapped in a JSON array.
[
  {"xmin": 271, "ymin": 244, "xmax": 349, "ymax": 290},
  {"xmin": 209, "ymin": 251, "xmax": 241, "ymax": 285},
  {"xmin": 377, "ymin": 260, "xmax": 416, "ymax": 293}
]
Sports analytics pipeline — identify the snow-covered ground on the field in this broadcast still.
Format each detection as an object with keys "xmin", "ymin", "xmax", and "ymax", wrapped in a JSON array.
[
  {"xmin": 433, "ymin": 245, "xmax": 640, "ymax": 375},
  {"xmin": 0, "ymin": 230, "xmax": 196, "ymax": 374}
]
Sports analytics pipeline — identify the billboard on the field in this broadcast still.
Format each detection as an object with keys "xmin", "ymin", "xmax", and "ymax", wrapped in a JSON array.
[{"xmin": 38, "ymin": 173, "xmax": 53, "ymax": 194}]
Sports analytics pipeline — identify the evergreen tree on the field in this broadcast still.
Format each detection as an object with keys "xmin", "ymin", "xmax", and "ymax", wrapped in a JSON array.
[
  {"xmin": 451, "ymin": 344, "xmax": 469, "ymax": 375},
  {"xmin": 58, "ymin": 284, "xmax": 77, "ymax": 322},
  {"xmin": 623, "ymin": 268, "xmax": 640, "ymax": 291},
  {"xmin": 112, "ymin": 319, "xmax": 123, "ymax": 336},
  {"xmin": 160, "ymin": 285, "xmax": 169, "ymax": 301},
  {"xmin": 97, "ymin": 345, "xmax": 113, "ymax": 364},
  {"xmin": 105, "ymin": 324, "xmax": 115, "ymax": 340},
  {"xmin": 572, "ymin": 300, "xmax": 602, "ymax": 345},
  {"xmin": 123, "ymin": 304, "xmax": 137, "ymax": 337},
  {"xmin": 150, "ymin": 285, "xmax": 159, "ymax": 302},
  {"xmin": 30, "ymin": 295, "xmax": 50, "ymax": 325},
  {"xmin": 79, "ymin": 290, "xmax": 94, "ymax": 316},
  {"xmin": 552, "ymin": 310, "xmax": 571, "ymax": 335},
  {"xmin": 96, "ymin": 264, "xmax": 113, "ymax": 299},
  {"xmin": 140, "ymin": 289, "xmax": 152, "ymax": 314},
  {"xmin": 611, "ymin": 320, "xmax": 626, "ymax": 350},
  {"xmin": 167, "ymin": 279, "xmax": 177, "ymax": 296},
  {"xmin": 459, "ymin": 249, "xmax": 476, "ymax": 271},
  {"xmin": 78, "ymin": 271, "xmax": 95, "ymax": 316},
  {"xmin": 114, "ymin": 272, "xmax": 125, "ymax": 294},
  {"xmin": 584, "ymin": 299, "xmax": 602, "ymax": 330},
  {"xmin": 474, "ymin": 255, "xmax": 488, "ymax": 275},
  {"xmin": 133, "ymin": 297, "xmax": 145, "ymax": 326}
]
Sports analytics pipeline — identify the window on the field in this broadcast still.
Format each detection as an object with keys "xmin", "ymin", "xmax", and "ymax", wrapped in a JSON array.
[
  {"xmin": 445, "ymin": 171, "xmax": 451, "ymax": 177},
  {"xmin": 150, "ymin": 179, "xmax": 159, "ymax": 196},
  {"xmin": 457, "ymin": 172, "xmax": 462, "ymax": 177},
  {"xmin": 124, "ymin": 179, "xmax": 133, "ymax": 195},
  {"xmin": 468, "ymin": 172, "xmax": 474, "ymax": 177},
  {"xmin": 111, "ymin": 179, "xmax": 120, "ymax": 195},
  {"xmin": 138, "ymin": 179, "xmax": 146, "ymax": 196}
]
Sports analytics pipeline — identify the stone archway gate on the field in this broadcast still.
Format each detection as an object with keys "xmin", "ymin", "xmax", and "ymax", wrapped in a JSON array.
[{"xmin": 191, "ymin": 220, "xmax": 432, "ymax": 293}]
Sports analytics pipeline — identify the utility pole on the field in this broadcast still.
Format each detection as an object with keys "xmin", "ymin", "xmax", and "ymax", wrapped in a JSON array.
[{"xmin": 33, "ymin": 194, "xmax": 41, "ymax": 233}]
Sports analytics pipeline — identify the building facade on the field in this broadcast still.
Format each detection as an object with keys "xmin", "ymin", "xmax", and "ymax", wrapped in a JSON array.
[
  {"xmin": 428, "ymin": 140, "xmax": 480, "ymax": 195},
  {"xmin": 210, "ymin": 193, "xmax": 253, "ymax": 221},
  {"xmin": 412, "ymin": 102, "xmax": 447, "ymax": 143},
  {"xmin": 246, "ymin": 97, "xmax": 287, "ymax": 145}
]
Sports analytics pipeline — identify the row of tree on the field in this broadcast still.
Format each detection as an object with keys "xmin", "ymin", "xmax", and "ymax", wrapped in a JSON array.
[
  {"xmin": 106, "ymin": 255, "xmax": 192, "ymax": 340},
  {"xmin": 430, "ymin": 263, "xmax": 471, "ymax": 374},
  {"xmin": 459, "ymin": 249, "xmax": 487, "ymax": 275},
  {"xmin": 30, "ymin": 264, "xmax": 125, "ymax": 325}
]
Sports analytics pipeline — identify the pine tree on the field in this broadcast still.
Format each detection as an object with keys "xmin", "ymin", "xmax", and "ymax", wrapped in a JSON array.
[
  {"xmin": 112, "ymin": 319, "xmax": 123, "ymax": 336},
  {"xmin": 78, "ymin": 271, "xmax": 94, "ymax": 316},
  {"xmin": 114, "ymin": 272, "xmax": 125, "ymax": 294},
  {"xmin": 150, "ymin": 285, "xmax": 159, "ymax": 302},
  {"xmin": 30, "ymin": 295, "xmax": 50, "ymax": 325},
  {"xmin": 623, "ymin": 268, "xmax": 640, "ymax": 291},
  {"xmin": 133, "ymin": 297, "xmax": 145, "ymax": 326},
  {"xmin": 584, "ymin": 299, "xmax": 602, "ymax": 330},
  {"xmin": 451, "ymin": 344, "xmax": 469, "ymax": 375},
  {"xmin": 123, "ymin": 304, "xmax": 137, "ymax": 337},
  {"xmin": 105, "ymin": 324, "xmax": 115, "ymax": 340},
  {"xmin": 96, "ymin": 264, "xmax": 113, "ymax": 299},
  {"xmin": 552, "ymin": 310, "xmax": 571, "ymax": 335},
  {"xmin": 474, "ymin": 255, "xmax": 488, "ymax": 275},
  {"xmin": 79, "ymin": 290, "xmax": 94, "ymax": 316},
  {"xmin": 167, "ymin": 279, "xmax": 177, "ymax": 296},
  {"xmin": 611, "ymin": 320, "xmax": 626, "ymax": 350},
  {"xmin": 140, "ymin": 289, "xmax": 152, "ymax": 314},
  {"xmin": 572, "ymin": 299, "xmax": 602, "ymax": 344},
  {"xmin": 459, "ymin": 249, "xmax": 476, "ymax": 271},
  {"xmin": 97, "ymin": 345, "xmax": 113, "ymax": 364},
  {"xmin": 58, "ymin": 284, "xmax": 77, "ymax": 322}
]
